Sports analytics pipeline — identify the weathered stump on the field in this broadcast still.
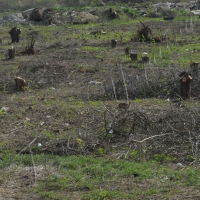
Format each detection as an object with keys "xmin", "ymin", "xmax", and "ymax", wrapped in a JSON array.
[
  {"xmin": 130, "ymin": 53, "xmax": 138, "ymax": 61},
  {"xmin": 14, "ymin": 77, "xmax": 26, "ymax": 91},
  {"xmin": 111, "ymin": 39, "xmax": 117, "ymax": 48},
  {"xmin": 179, "ymin": 71, "xmax": 192, "ymax": 98},
  {"xmin": 9, "ymin": 27, "xmax": 21, "ymax": 43},
  {"xmin": 142, "ymin": 56, "xmax": 149, "ymax": 63},
  {"xmin": 8, "ymin": 48, "xmax": 15, "ymax": 59}
]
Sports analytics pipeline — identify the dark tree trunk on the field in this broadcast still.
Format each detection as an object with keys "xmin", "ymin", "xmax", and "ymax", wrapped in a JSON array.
[
  {"xmin": 142, "ymin": 56, "xmax": 149, "ymax": 63},
  {"xmin": 8, "ymin": 48, "xmax": 15, "ymax": 59},
  {"xmin": 111, "ymin": 39, "xmax": 117, "ymax": 48},
  {"xmin": 179, "ymin": 71, "xmax": 192, "ymax": 99},
  {"xmin": 9, "ymin": 27, "xmax": 21, "ymax": 43}
]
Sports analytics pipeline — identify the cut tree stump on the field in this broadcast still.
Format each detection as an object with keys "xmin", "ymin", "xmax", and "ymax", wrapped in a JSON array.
[
  {"xmin": 179, "ymin": 71, "xmax": 192, "ymax": 98},
  {"xmin": 142, "ymin": 56, "xmax": 149, "ymax": 63},
  {"xmin": 130, "ymin": 52, "xmax": 138, "ymax": 61},
  {"xmin": 111, "ymin": 39, "xmax": 117, "ymax": 48},
  {"xmin": 9, "ymin": 27, "xmax": 21, "ymax": 43},
  {"xmin": 8, "ymin": 48, "xmax": 15, "ymax": 59},
  {"xmin": 14, "ymin": 77, "xmax": 26, "ymax": 91}
]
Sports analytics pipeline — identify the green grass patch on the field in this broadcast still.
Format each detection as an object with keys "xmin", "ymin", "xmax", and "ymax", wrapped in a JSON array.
[
  {"xmin": 32, "ymin": 155, "xmax": 200, "ymax": 199},
  {"xmin": 0, "ymin": 152, "xmax": 200, "ymax": 199}
]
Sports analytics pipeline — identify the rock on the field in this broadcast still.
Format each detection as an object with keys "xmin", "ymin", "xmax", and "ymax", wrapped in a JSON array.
[{"xmin": 0, "ymin": 13, "xmax": 27, "ymax": 24}]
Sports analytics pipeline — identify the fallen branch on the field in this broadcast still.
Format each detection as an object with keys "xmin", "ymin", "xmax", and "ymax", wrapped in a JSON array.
[
  {"xmin": 7, "ymin": 137, "xmax": 38, "ymax": 180},
  {"xmin": 131, "ymin": 133, "xmax": 174, "ymax": 143},
  {"xmin": 13, "ymin": 137, "xmax": 37, "ymax": 160},
  {"xmin": 30, "ymin": 147, "xmax": 37, "ymax": 185}
]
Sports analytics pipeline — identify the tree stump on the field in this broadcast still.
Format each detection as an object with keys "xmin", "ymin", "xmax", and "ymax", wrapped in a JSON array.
[
  {"xmin": 179, "ymin": 71, "xmax": 192, "ymax": 98},
  {"xmin": 9, "ymin": 27, "xmax": 21, "ymax": 43},
  {"xmin": 130, "ymin": 53, "xmax": 138, "ymax": 61},
  {"xmin": 142, "ymin": 56, "xmax": 149, "ymax": 63},
  {"xmin": 14, "ymin": 77, "xmax": 26, "ymax": 91},
  {"xmin": 109, "ymin": 8, "xmax": 118, "ymax": 19},
  {"xmin": 8, "ymin": 48, "xmax": 15, "ymax": 59},
  {"xmin": 111, "ymin": 39, "xmax": 117, "ymax": 48}
]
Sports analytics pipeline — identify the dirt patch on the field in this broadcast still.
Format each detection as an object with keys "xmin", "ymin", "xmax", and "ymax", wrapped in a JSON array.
[{"xmin": 0, "ymin": 165, "xmax": 53, "ymax": 200}]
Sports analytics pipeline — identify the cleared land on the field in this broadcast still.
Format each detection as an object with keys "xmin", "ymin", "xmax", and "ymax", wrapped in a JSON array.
[{"xmin": 1, "ymin": 3, "xmax": 200, "ymax": 199}]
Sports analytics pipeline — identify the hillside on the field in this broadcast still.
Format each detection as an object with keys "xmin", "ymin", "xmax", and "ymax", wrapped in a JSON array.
[{"xmin": 1, "ymin": 2, "xmax": 200, "ymax": 199}]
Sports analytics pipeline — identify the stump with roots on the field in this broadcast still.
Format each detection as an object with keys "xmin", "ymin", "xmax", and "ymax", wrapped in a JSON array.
[
  {"xmin": 29, "ymin": 8, "xmax": 55, "ymax": 25},
  {"xmin": 138, "ymin": 22, "xmax": 152, "ymax": 42},
  {"xmin": 137, "ymin": 22, "xmax": 161, "ymax": 43}
]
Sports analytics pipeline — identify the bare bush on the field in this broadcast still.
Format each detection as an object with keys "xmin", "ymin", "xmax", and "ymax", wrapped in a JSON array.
[
  {"xmin": 104, "ymin": 66, "xmax": 182, "ymax": 100},
  {"xmin": 32, "ymin": 101, "xmax": 200, "ymax": 162},
  {"xmin": 101, "ymin": 102, "xmax": 200, "ymax": 161}
]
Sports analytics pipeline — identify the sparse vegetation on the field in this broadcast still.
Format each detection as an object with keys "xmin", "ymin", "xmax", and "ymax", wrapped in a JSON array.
[{"xmin": 1, "ymin": 0, "xmax": 200, "ymax": 199}]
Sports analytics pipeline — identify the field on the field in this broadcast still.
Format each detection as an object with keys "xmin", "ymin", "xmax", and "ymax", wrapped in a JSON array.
[{"xmin": 1, "ymin": 2, "xmax": 200, "ymax": 199}]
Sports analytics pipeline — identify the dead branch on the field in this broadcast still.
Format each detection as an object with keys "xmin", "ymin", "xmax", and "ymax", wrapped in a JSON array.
[{"xmin": 131, "ymin": 133, "xmax": 174, "ymax": 143}]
